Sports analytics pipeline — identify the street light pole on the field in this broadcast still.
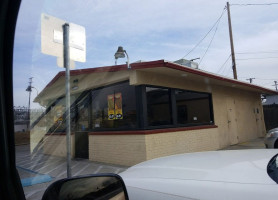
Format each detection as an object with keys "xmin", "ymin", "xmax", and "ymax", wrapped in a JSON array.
[
  {"xmin": 63, "ymin": 23, "xmax": 72, "ymax": 178},
  {"xmin": 26, "ymin": 77, "xmax": 33, "ymax": 130}
]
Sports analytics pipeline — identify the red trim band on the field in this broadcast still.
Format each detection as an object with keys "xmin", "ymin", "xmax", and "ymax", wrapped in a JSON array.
[
  {"xmin": 88, "ymin": 125, "xmax": 218, "ymax": 135},
  {"xmin": 45, "ymin": 132, "xmax": 74, "ymax": 136}
]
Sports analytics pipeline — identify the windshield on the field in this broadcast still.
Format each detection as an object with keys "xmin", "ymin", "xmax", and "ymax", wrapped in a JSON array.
[{"xmin": 13, "ymin": 0, "xmax": 278, "ymax": 199}]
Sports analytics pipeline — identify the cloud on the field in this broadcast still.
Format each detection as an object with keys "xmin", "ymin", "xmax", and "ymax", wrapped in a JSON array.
[{"xmin": 13, "ymin": 0, "xmax": 278, "ymax": 107}]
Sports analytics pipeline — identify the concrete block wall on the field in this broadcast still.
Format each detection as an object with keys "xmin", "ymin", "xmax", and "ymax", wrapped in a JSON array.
[
  {"xmin": 89, "ymin": 135, "xmax": 147, "ymax": 166},
  {"xmin": 89, "ymin": 127, "xmax": 219, "ymax": 166},
  {"xmin": 145, "ymin": 128, "xmax": 219, "ymax": 160}
]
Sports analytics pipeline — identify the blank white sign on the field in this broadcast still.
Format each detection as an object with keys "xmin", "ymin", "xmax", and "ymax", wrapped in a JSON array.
[
  {"xmin": 57, "ymin": 57, "xmax": 75, "ymax": 69},
  {"xmin": 41, "ymin": 13, "xmax": 86, "ymax": 63}
]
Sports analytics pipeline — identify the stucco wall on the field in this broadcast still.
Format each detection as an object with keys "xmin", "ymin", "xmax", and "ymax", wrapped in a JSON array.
[
  {"xmin": 132, "ymin": 70, "xmax": 266, "ymax": 149},
  {"xmin": 43, "ymin": 135, "xmax": 75, "ymax": 158},
  {"xmin": 212, "ymin": 86, "xmax": 266, "ymax": 148}
]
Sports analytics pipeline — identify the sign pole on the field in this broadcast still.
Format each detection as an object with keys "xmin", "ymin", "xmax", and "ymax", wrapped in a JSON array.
[{"xmin": 63, "ymin": 23, "xmax": 72, "ymax": 178}]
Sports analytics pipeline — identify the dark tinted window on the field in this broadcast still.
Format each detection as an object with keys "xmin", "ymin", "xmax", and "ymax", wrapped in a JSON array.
[
  {"xmin": 91, "ymin": 82, "xmax": 137, "ymax": 130},
  {"xmin": 175, "ymin": 90, "xmax": 212, "ymax": 125},
  {"xmin": 146, "ymin": 87, "xmax": 172, "ymax": 126},
  {"xmin": 76, "ymin": 94, "xmax": 90, "ymax": 131}
]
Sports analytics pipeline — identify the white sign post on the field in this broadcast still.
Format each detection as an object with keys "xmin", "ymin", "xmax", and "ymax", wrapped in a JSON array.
[{"xmin": 41, "ymin": 13, "xmax": 86, "ymax": 178}]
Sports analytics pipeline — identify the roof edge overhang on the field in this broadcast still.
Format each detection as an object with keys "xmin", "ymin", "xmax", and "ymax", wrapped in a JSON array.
[{"xmin": 35, "ymin": 59, "xmax": 278, "ymax": 103}]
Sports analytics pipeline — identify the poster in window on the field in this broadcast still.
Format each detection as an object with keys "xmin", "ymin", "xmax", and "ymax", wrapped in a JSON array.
[
  {"xmin": 107, "ymin": 94, "xmax": 115, "ymax": 120},
  {"xmin": 53, "ymin": 105, "xmax": 64, "ymax": 123},
  {"xmin": 115, "ymin": 93, "xmax": 123, "ymax": 119}
]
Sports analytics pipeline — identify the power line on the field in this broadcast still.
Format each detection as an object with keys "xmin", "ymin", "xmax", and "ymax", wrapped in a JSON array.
[
  {"xmin": 237, "ymin": 57, "xmax": 278, "ymax": 60},
  {"xmin": 236, "ymin": 50, "xmax": 278, "ymax": 54},
  {"xmin": 199, "ymin": 20, "xmax": 220, "ymax": 66},
  {"xmin": 239, "ymin": 76, "xmax": 277, "ymax": 81},
  {"xmin": 218, "ymin": 63, "xmax": 232, "ymax": 77},
  {"xmin": 223, "ymin": 66, "xmax": 233, "ymax": 77},
  {"xmin": 217, "ymin": 55, "xmax": 231, "ymax": 73},
  {"xmin": 182, "ymin": 7, "xmax": 227, "ymax": 59},
  {"xmin": 231, "ymin": 3, "xmax": 278, "ymax": 6}
]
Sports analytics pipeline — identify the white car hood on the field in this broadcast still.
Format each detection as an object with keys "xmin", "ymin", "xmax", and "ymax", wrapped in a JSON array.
[{"xmin": 120, "ymin": 150, "xmax": 278, "ymax": 185}]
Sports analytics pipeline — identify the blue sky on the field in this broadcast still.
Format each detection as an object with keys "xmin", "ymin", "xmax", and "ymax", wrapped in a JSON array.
[{"xmin": 13, "ymin": 0, "xmax": 278, "ymax": 108}]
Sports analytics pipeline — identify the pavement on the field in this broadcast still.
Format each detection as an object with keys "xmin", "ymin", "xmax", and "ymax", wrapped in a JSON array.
[
  {"xmin": 16, "ymin": 145, "xmax": 127, "ymax": 200},
  {"xmin": 16, "ymin": 138, "xmax": 266, "ymax": 200},
  {"xmin": 221, "ymin": 137, "xmax": 265, "ymax": 150}
]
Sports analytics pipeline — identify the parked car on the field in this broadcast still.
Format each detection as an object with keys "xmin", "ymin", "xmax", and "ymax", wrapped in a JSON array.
[
  {"xmin": 120, "ymin": 150, "xmax": 278, "ymax": 200},
  {"xmin": 40, "ymin": 149, "xmax": 278, "ymax": 200},
  {"xmin": 264, "ymin": 128, "xmax": 278, "ymax": 148}
]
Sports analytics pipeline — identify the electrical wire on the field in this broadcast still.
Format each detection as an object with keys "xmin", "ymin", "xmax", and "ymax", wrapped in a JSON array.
[
  {"xmin": 219, "ymin": 63, "xmax": 232, "ymax": 76},
  {"xmin": 181, "ymin": 7, "xmax": 227, "ymax": 59},
  {"xmin": 231, "ymin": 3, "xmax": 278, "ymax": 6},
  {"xmin": 237, "ymin": 57, "xmax": 278, "ymax": 60},
  {"xmin": 224, "ymin": 67, "xmax": 233, "ymax": 77},
  {"xmin": 216, "ymin": 55, "xmax": 231, "ymax": 73},
  {"xmin": 236, "ymin": 50, "xmax": 278, "ymax": 54},
  {"xmin": 239, "ymin": 76, "xmax": 277, "ymax": 81},
  {"xmin": 198, "ymin": 18, "xmax": 221, "ymax": 66}
]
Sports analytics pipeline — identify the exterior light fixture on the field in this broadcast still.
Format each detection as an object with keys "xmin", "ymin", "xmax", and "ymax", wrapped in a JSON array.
[
  {"xmin": 114, "ymin": 46, "xmax": 130, "ymax": 69},
  {"xmin": 26, "ymin": 85, "xmax": 32, "ymax": 92}
]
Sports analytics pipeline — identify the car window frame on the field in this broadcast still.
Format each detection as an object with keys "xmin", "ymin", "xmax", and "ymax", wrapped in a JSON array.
[{"xmin": 0, "ymin": 0, "xmax": 26, "ymax": 199}]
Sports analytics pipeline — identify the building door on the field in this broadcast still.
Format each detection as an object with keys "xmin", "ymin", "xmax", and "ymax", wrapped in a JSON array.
[
  {"xmin": 75, "ymin": 131, "xmax": 89, "ymax": 159},
  {"xmin": 226, "ymin": 98, "xmax": 239, "ymax": 145},
  {"xmin": 255, "ymin": 107, "xmax": 264, "ymax": 137}
]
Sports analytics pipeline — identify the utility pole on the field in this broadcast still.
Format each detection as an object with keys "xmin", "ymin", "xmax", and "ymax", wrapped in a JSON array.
[
  {"xmin": 246, "ymin": 78, "xmax": 255, "ymax": 83},
  {"xmin": 227, "ymin": 2, "xmax": 238, "ymax": 80},
  {"xmin": 273, "ymin": 81, "xmax": 278, "ymax": 91},
  {"xmin": 26, "ymin": 77, "xmax": 33, "ymax": 130}
]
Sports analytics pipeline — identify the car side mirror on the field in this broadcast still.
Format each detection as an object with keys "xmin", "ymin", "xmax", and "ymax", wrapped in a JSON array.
[
  {"xmin": 42, "ymin": 173, "xmax": 129, "ymax": 200},
  {"xmin": 267, "ymin": 154, "xmax": 278, "ymax": 184}
]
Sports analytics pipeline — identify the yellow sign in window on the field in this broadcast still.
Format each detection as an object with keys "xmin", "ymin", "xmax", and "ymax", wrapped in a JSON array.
[
  {"xmin": 107, "ymin": 93, "xmax": 123, "ymax": 120},
  {"xmin": 115, "ymin": 93, "xmax": 123, "ymax": 119},
  {"xmin": 107, "ymin": 94, "xmax": 115, "ymax": 120}
]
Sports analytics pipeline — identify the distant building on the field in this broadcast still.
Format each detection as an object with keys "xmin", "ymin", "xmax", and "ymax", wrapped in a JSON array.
[{"xmin": 32, "ymin": 60, "xmax": 278, "ymax": 166}]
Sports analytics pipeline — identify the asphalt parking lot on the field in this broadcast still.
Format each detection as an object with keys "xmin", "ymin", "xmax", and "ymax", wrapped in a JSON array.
[
  {"xmin": 16, "ymin": 145, "xmax": 127, "ymax": 200},
  {"xmin": 16, "ymin": 138, "xmax": 266, "ymax": 200}
]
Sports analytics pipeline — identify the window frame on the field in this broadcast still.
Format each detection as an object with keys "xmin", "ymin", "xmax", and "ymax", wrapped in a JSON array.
[
  {"xmin": 145, "ymin": 85, "xmax": 173, "ymax": 127},
  {"xmin": 141, "ymin": 85, "xmax": 214, "ymax": 130},
  {"xmin": 90, "ymin": 81, "xmax": 139, "ymax": 132},
  {"xmin": 47, "ymin": 82, "xmax": 215, "ymax": 133}
]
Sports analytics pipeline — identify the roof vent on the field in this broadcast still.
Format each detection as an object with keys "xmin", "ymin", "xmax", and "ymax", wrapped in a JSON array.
[
  {"xmin": 133, "ymin": 60, "xmax": 146, "ymax": 63},
  {"xmin": 174, "ymin": 59, "xmax": 198, "ymax": 69}
]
